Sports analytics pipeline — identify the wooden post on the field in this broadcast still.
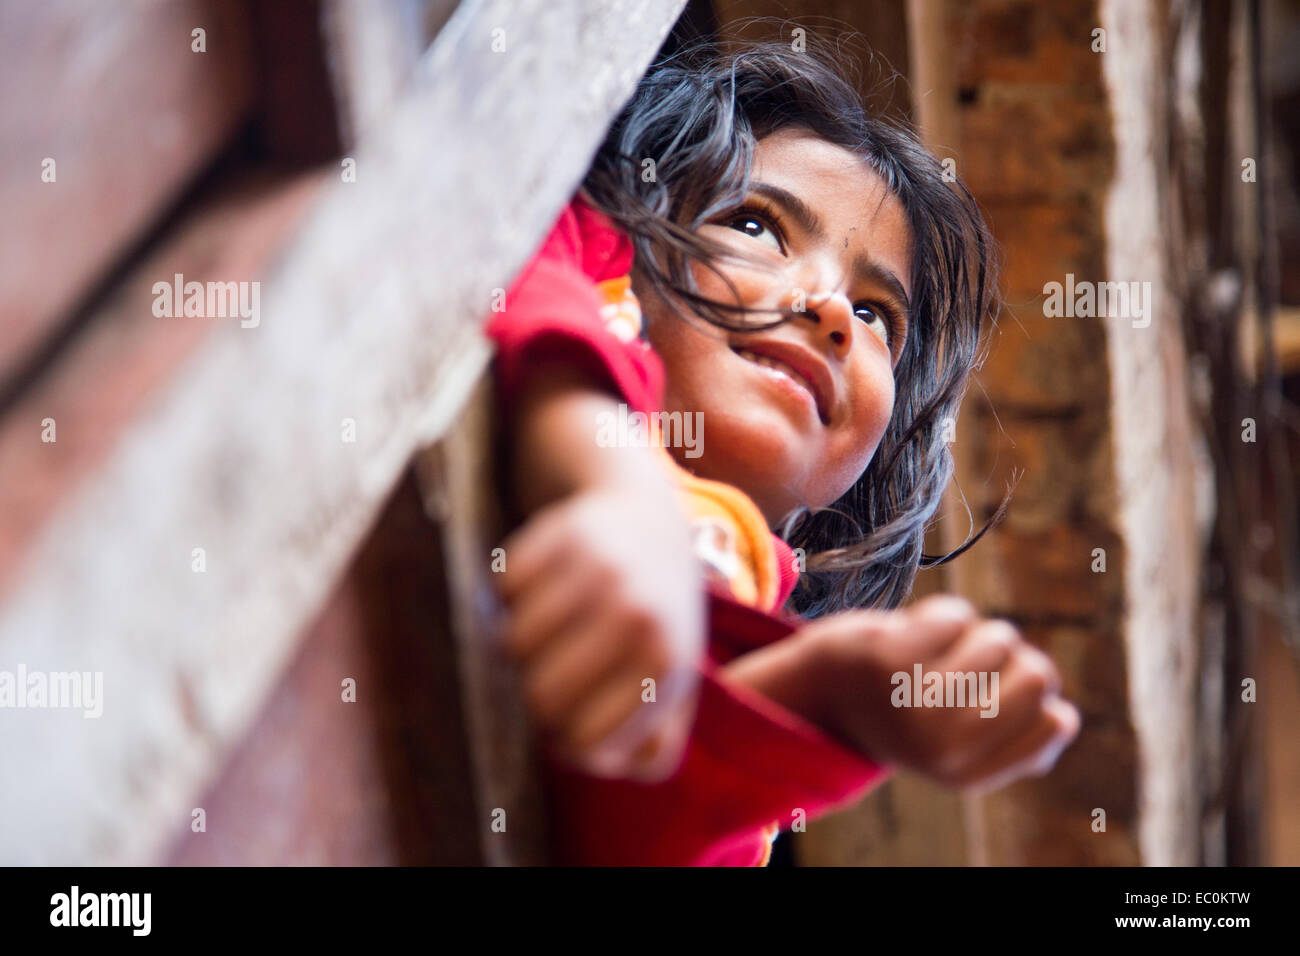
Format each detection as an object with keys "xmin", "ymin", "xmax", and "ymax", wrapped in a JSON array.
[
  {"xmin": 414, "ymin": 384, "xmax": 548, "ymax": 865},
  {"xmin": 0, "ymin": 0, "xmax": 687, "ymax": 865}
]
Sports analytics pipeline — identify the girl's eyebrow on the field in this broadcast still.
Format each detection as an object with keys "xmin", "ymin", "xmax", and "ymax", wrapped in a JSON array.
[
  {"xmin": 752, "ymin": 180, "xmax": 912, "ymax": 315},
  {"xmin": 751, "ymin": 181, "xmax": 824, "ymax": 237},
  {"xmin": 852, "ymin": 255, "xmax": 912, "ymax": 316}
]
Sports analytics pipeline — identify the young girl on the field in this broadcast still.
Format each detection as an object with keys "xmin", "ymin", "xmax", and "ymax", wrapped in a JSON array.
[{"xmin": 487, "ymin": 39, "xmax": 1079, "ymax": 865}]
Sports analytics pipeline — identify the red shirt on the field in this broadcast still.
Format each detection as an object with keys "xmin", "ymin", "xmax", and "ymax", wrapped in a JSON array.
[{"xmin": 485, "ymin": 197, "xmax": 889, "ymax": 865}]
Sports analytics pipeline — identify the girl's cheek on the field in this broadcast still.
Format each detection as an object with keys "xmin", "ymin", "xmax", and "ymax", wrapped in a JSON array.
[
  {"xmin": 690, "ymin": 243, "xmax": 786, "ymax": 309},
  {"xmin": 855, "ymin": 357, "xmax": 895, "ymax": 444},
  {"xmin": 694, "ymin": 268, "xmax": 755, "ymax": 307},
  {"xmin": 828, "ymin": 355, "xmax": 895, "ymax": 491}
]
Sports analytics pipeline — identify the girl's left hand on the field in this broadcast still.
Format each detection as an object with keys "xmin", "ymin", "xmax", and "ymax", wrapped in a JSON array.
[{"xmin": 721, "ymin": 595, "xmax": 1081, "ymax": 792}]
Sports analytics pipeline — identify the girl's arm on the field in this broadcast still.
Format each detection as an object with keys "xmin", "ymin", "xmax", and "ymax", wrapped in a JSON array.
[
  {"xmin": 541, "ymin": 596, "xmax": 892, "ymax": 866},
  {"xmin": 497, "ymin": 360, "xmax": 704, "ymax": 781},
  {"xmin": 722, "ymin": 594, "xmax": 1081, "ymax": 792},
  {"xmin": 504, "ymin": 360, "xmax": 665, "ymax": 510},
  {"xmin": 482, "ymin": 194, "xmax": 703, "ymax": 783}
]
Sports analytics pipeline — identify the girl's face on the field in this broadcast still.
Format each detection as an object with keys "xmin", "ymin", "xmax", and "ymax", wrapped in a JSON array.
[{"xmin": 639, "ymin": 128, "xmax": 913, "ymax": 525}]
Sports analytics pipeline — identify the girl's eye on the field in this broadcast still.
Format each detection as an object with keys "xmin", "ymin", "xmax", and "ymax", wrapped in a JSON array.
[
  {"xmin": 854, "ymin": 304, "xmax": 893, "ymax": 349},
  {"xmin": 727, "ymin": 213, "xmax": 783, "ymax": 252}
]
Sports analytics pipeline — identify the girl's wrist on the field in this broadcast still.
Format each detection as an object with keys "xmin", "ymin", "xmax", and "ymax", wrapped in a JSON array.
[
  {"xmin": 719, "ymin": 630, "xmax": 838, "ymax": 732},
  {"xmin": 721, "ymin": 624, "xmax": 893, "ymax": 764},
  {"xmin": 510, "ymin": 364, "xmax": 671, "ymax": 512}
]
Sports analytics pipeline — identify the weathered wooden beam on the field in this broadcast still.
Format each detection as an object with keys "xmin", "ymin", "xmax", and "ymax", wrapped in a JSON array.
[
  {"xmin": 1098, "ymin": 0, "xmax": 1212, "ymax": 866},
  {"xmin": 413, "ymin": 383, "xmax": 549, "ymax": 866},
  {"xmin": 0, "ymin": 0, "xmax": 686, "ymax": 865},
  {"xmin": 0, "ymin": 170, "xmax": 327, "ymax": 597},
  {"xmin": 0, "ymin": 0, "xmax": 255, "ymax": 393},
  {"xmin": 322, "ymin": 0, "xmax": 458, "ymax": 147},
  {"xmin": 164, "ymin": 468, "xmax": 483, "ymax": 865}
]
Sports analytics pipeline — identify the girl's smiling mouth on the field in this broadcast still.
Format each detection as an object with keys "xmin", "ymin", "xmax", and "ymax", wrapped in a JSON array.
[{"xmin": 730, "ymin": 340, "xmax": 833, "ymax": 425}]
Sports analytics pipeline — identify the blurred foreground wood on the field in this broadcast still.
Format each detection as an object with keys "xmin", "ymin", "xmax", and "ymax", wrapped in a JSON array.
[{"xmin": 0, "ymin": 0, "xmax": 685, "ymax": 865}]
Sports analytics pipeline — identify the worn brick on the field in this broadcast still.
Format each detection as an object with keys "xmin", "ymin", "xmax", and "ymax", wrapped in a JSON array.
[
  {"xmin": 982, "ymin": 199, "xmax": 1107, "ymax": 299},
  {"xmin": 952, "ymin": 405, "xmax": 1119, "ymax": 529},
  {"xmin": 957, "ymin": 91, "xmax": 1112, "ymax": 204},
  {"xmin": 977, "ymin": 722, "xmax": 1141, "ymax": 866},
  {"xmin": 956, "ymin": 0, "xmax": 1110, "ymax": 88},
  {"xmin": 1020, "ymin": 622, "xmax": 1131, "ymax": 720},
  {"xmin": 949, "ymin": 522, "xmax": 1124, "ymax": 621}
]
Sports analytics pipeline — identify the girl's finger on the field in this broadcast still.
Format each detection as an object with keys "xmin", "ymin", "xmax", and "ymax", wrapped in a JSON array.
[
  {"xmin": 574, "ymin": 695, "xmax": 697, "ymax": 783},
  {"xmin": 559, "ymin": 699, "xmax": 693, "ymax": 784},
  {"xmin": 558, "ymin": 659, "xmax": 661, "ymax": 763},
  {"xmin": 935, "ymin": 617, "xmax": 1019, "ymax": 677},
  {"xmin": 935, "ymin": 649, "xmax": 1064, "ymax": 783},
  {"xmin": 893, "ymin": 594, "xmax": 980, "ymax": 660},
  {"xmin": 502, "ymin": 554, "xmax": 605, "ymax": 661},
  {"xmin": 571, "ymin": 663, "xmax": 700, "ymax": 782},
  {"xmin": 622, "ymin": 695, "xmax": 695, "ymax": 782},
  {"xmin": 961, "ymin": 695, "xmax": 1080, "ymax": 794},
  {"xmin": 496, "ymin": 504, "xmax": 580, "ymax": 604},
  {"xmin": 521, "ymin": 604, "xmax": 636, "ymax": 725}
]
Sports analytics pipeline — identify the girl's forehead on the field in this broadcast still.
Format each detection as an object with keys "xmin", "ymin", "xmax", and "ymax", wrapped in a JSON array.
[
  {"xmin": 753, "ymin": 129, "xmax": 913, "ymax": 296},
  {"xmin": 753, "ymin": 129, "xmax": 891, "ymax": 203}
]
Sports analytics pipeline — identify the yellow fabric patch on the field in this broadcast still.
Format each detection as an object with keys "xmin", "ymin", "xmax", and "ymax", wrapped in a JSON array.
[
  {"xmin": 657, "ymin": 451, "xmax": 780, "ymax": 612},
  {"xmin": 595, "ymin": 275, "xmax": 643, "ymax": 343}
]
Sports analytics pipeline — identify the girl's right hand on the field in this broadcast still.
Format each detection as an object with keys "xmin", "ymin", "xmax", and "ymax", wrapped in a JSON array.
[
  {"xmin": 723, "ymin": 594, "xmax": 1080, "ymax": 792},
  {"xmin": 498, "ymin": 486, "xmax": 705, "ymax": 782},
  {"xmin": 498, "ymin": 367, "xmax": 706, "ymax": 783}
]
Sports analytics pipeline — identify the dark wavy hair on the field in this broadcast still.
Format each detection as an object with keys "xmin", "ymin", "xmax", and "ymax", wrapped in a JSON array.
[{"xmin": 580, "ymin": 35, "xmax": 1003, "ymax": 617}]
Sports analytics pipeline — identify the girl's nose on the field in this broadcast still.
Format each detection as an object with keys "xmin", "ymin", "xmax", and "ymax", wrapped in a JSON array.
[{"xmin": 785, "ymin": 283, "xmax": 854, "ymax": 358}]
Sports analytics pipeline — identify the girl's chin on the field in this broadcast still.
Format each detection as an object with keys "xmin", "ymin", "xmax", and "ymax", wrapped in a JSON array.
[{"xmin": 679, "ymin": 428, "xmax": 809, "ymax": 516}]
